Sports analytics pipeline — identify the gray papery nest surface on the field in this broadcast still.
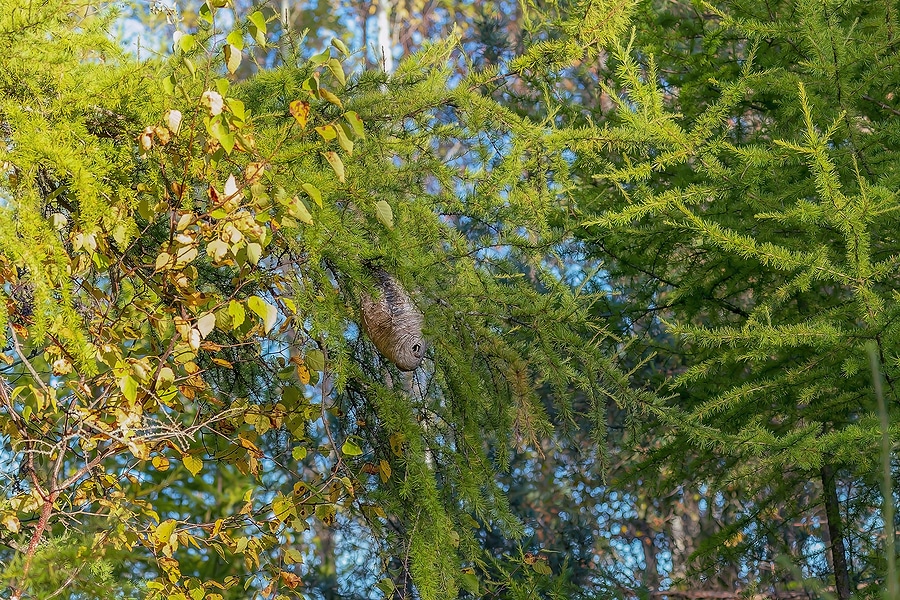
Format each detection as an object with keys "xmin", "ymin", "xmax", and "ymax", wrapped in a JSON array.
[{"xmin": 360, "ymin": 269, "xmax": 426, "ymax": 371}]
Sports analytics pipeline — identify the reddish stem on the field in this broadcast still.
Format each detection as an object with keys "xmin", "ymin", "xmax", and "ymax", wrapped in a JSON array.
[{"xmin": 19, "ymin": 492, "xmax": 58, "ymax": 588}]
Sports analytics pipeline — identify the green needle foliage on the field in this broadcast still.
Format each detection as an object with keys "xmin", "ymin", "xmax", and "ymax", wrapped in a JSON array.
[
  {"xmin": 568, "ymin": 0, "xmax": 900, "ymax": 591},
  {"xmin": 0, "ymin": 0, "xmax": 636, "ymax": 598}
]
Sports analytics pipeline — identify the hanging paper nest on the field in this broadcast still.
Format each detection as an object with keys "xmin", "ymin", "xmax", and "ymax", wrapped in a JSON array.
[{"xmin": 360, "ymin": 268, "xmax": 427, "ymax": 371}]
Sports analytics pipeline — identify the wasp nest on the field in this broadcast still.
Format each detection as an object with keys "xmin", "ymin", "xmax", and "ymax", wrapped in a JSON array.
[{"xmin": 360, "ymin": 269, "xmax": 426, "ymax": 371}]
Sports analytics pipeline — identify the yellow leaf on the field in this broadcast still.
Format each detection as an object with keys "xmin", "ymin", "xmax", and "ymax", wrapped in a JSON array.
[
  {"xmin": 344, "ymin": 111, "xmax": 365, "ymax": 138},
  {"xmin": 295, "ymin": 359, "xmax": 310, "ymax": 384},
  {"xmin": 281, "ymin": 570, "xmax": 302, "ymax": 589},
  {"xmin": 334, "ymin": 123, "xmax": 353, "ymax": 155},
  {"xmin": 245, "ymin": 162, "xmax": 265, "ymax": 183},
  {"xmin": 326, "ymin": 58, "xmax": 346, "ymax": 86},
  {"xmin": 128, "ymin": 440, "xmax": 150, "ymax": 460},
  {"xmin": 379, "ymin": 459, "xmax": 392, "ymax": 483},
  {"xmin": 155, "ymin": 252, "xmax": 172, "ymax": 271},
  {"xmin": 289, "ymin": 196, "xmax": 314, "ymax": 225},
  {"xmin": 1, "ymin": 514, "xmax": 20, "ymax": 533},
  {"xmin": 319, "ymin": 87, "xmax": 343, "ymax": 109},
  {"xmin": 211, "ymin": 357, "xmax": 234, "ymax": 368},
  {"xmin": 211, "ymin": 518, "xmax": 224, "ymax": 538},
  {"xmin": 315, "ymin": 124, "xmax": 337, "ymax": 141},
  {"xmin": 272, "ymin": 491, "xmax": 296, "ymax": 522},
  {"xmin": 300, "ymin": 182, "xmax": 322, "ymax": 208},
  {"xmin": 289, "ymin": 100, "xmax": 310, "ymax": 128},
  {"xmin": 322, "ymin": 151, "xmax": 345, "ymax": 182},
  {"xmin": 155, "ymin": 519, "xmax": 177, "ymax": 546},
  {"xmin": 196, "ymin": 312, "xmax": 216, "ymax": 338},
  {"xmin": 284, "ymin": 547, "xmax": 303, "ymax": 564},
  {"xmin": 375, "ymin": 200, "xmax": 393, "ymax": 228},
  {"xmin": 247, "ymin": 295, "xmax": 278, "ymax": 333},
  {"xmin": 389, "ymin": 433, "xmax": 405, "ymax": 457},
  {"xmin": 152, "ymin": 455, "xmax": 171, "ymax": 471},
  {"xmin": 316, "ymin": 503, "xmax": 336, "ymax": 526},
  {"xmin": 228, "ymin": 300, "xmax": 246, "ymax": 329},
  {"xmin": 183, "ymin": 455, "xmax": 203, "ymax": 476},
  {"xmin": 234, "ymin": 536, "xmax": 249, "ymax": 554},
  {"xmin": 239, "ymin": 436, "xmax": 262, "ymax": 456}
]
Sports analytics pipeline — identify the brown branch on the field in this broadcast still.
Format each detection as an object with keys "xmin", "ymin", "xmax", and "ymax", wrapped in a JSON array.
[
  {"xmin": 9, "ymin": 326, "xmax": 49, "ymax": 394},
  {"xmin": 862, "ymin": 94, "xmax": 900, "ymax": 116},
  {"xmin": 15, "ymin": 490, "xmax": 59, "ymax": 595}
]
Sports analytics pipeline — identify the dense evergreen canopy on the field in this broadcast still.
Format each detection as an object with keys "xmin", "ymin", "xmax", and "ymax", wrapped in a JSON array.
[{"xmin": 0, "ymin": 0, "xmax": 896, "ymax": 599}]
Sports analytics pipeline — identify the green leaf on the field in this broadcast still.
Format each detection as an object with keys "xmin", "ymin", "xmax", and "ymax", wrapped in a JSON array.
[
  {"xmin": 302, "ymin": 75, "xmax": 320, "ymax": 97},
  {"xmin": 209, "ymin": 119, "xmax": 234, "ymax": 154},
  {"xmin": 375, "ymin": 200, "xmax": 394, "ymax": 228},
  {"xmin": 246, "ymin": 242, "xmax": 262, "ymax": 265},
  {"xmin": 247, "ymin": 295, "xmax": 277, "ymax": 333},
  {"xmin": 248, "ymin": 10, "xmax": 267, "ymax": 33},
  {"xmin": 319, "ymin": 88, "xmax": 343, "ymax": 109},
  {"xmin": 334, "ymin": 124, "xmax": 353, "ymax": 155},
  {"xmin": 532, "ymin": 561, "xmax": 552, "ymax": 575},
  {"xmin": 272, "ymin": 492, "xmax": 296, "ymax": 522},
  {"xmin": 301, "ymin": 183, "xmax": 322, "ymax": 208},
  {"xmin": 120, "ymin": 374, "xmax": 138, "ymax": 403},
  {"xmin": 326, "ymin": 58, "xmax": 346, "ymax": 86},
  {"xmin": 315, "ymin": 124, "xmax": 337, "ymax": 141},
  {"xmin": 309, "ymin": 48, "xmax": 330, "ymax": 66},
  {"xmin": 158, "ymin": 366, "xmax": 175, "ymax": 389},
  {"xmin": 162, "ymin": 74, "xmax": 177, "ymax": 96},
  {"xmin": 344, "ymin": 111, "xmax": 365, "ymax": 138},
  {"xmin": 289, "ymin": 197, "xmax": 314, "ymax": 225},
  {"xmin": 226, "ymin": 30, "xmax": 244, "ymax": 50},
  {"xmin": 377, "ymin": 579, "xmax": 397, "ymax": 595},
  {"xmin": 459, "ymin": 572, "xmax": 480, "ymax": 595},
  {"xmin": 322, "ymin": 152, "xmax": 345, "ymax": 182},
  {"xmin": 226, "ymin": 301, "xmax": 245, "ymax": 330},
  {"xmin": 215, "ymin": 77, "xmax": 230, "ymax": 97},
  {"xmin": 284, "ymin": 547, "xmax": 304, "ymax": 564},
  {"xmin": 292, "ymin": 446, "xmax": 307, "ymax": 460},
  {"xmin": 177, "ymin": 33, "xmax": 196, "ymax": 53},
  {"xmin": 342, "ymin": 439, "xmax": 363, "ymax": 456},
  {"xmin": 199, "ymin": 2, "xmax": 212, "ymax": 23},
  {"xmin": 219, "ymin": 133, "xmax": 235, "ymax": 154},
  {"xmin": 305, "ymin": 350, "xmax": 325, "ymax": 372},
  {"xmin": 226, "ymin": 98, "xmax": 246, "ymax": 122},
  {"xmin": 331, "ymin": 38, "xmax": 350, "ymax": 55}
]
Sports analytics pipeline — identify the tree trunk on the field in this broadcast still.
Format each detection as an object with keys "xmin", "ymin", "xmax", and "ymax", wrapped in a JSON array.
[
  {"xmin": 374, "ymin": 0, "xmax": 393, "ymax": 72},
  {"xmin": 670, "ymin": 487, "xmax": 702, "ymax": 585},
  {"xmin": 318, "ymin": 524, "xmax": 339, "ymax": 599},
  {"xmin": 640, "ymin": 529, "xmax": 660, "ymax": 591},
  {"xmin": 820, "ymin": 463, "xmax": 852, "ymax": 600}
]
